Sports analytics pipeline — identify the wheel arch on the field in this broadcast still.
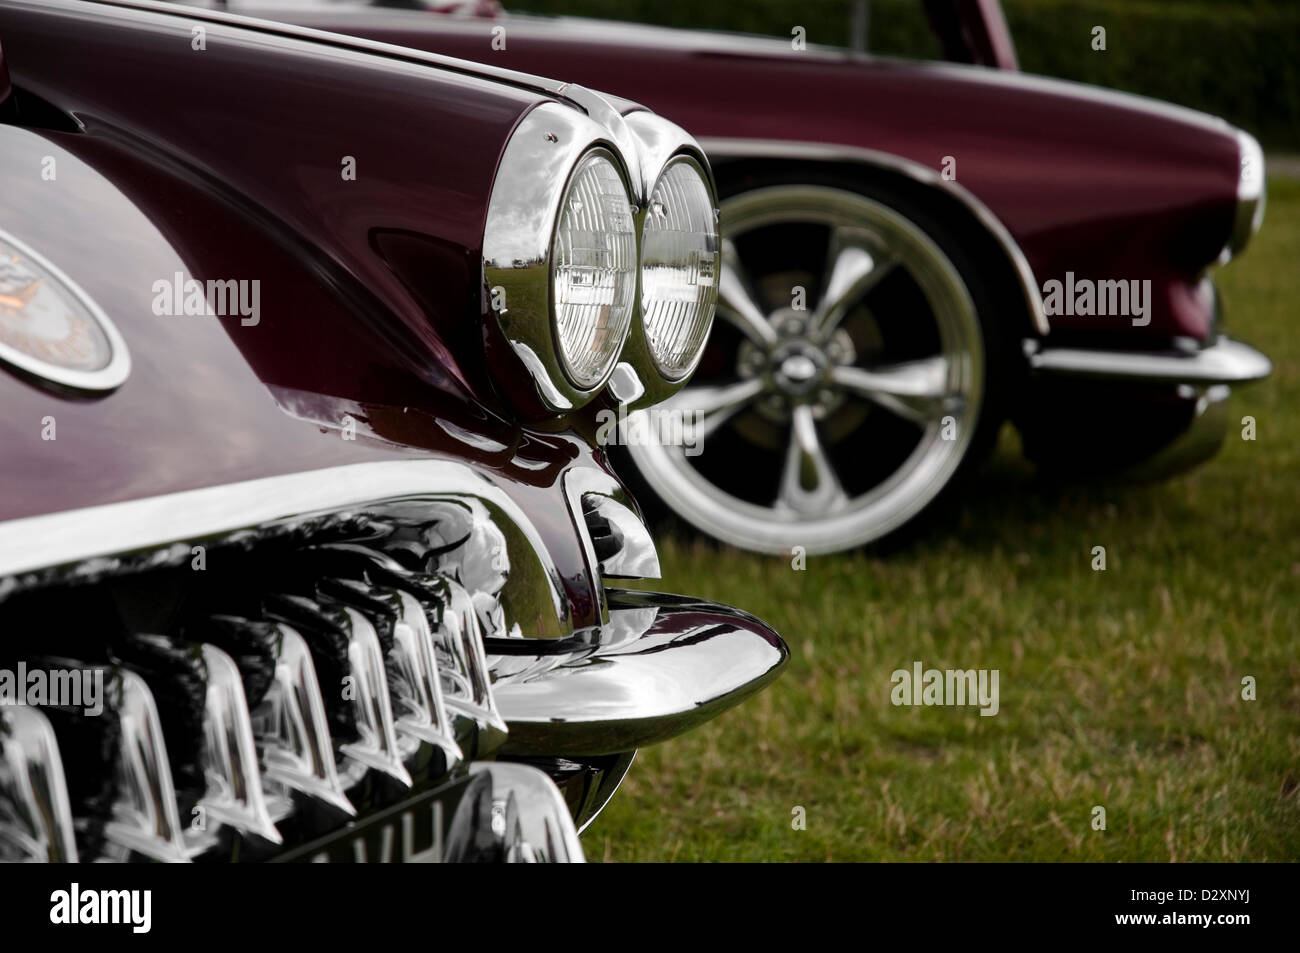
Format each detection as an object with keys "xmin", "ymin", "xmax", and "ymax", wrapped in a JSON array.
[{"xmin": 700, "ymin": 138, "xmax": 1049, "ymax": 341}]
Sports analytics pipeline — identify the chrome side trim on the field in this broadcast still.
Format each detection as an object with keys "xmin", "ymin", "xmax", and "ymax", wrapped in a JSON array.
[
  {"xmin": 1024, "ymin": 335, "xmax": 1271, "ymax": 385},
  {"xmin": 696, "ymin": 136, "xmax": 1050, "ymax": 336},
  {"xmin": 0, "ymin": 460, "xmax": 569, "ymax": 637},
  {"xmin": 556, "ymin": 84, "xmax": 645, "ymax": 202},
  {"xmin": 90, "ymin": 0, "xmax": 574, "ymax": 100},
  {"xmin": 0, "ymin": 708, "xmax": 79, "ymax": 863}
]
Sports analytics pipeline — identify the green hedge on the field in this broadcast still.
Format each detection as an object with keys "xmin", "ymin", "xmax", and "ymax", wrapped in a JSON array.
[{"xmin": 508, "ymin": 0, "xmax": 1300, "ymax": 150}]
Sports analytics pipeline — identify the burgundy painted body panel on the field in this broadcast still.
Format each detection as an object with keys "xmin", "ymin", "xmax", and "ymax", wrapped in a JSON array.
[
  {"xmin": 0, "ymin": 0, "xmax": 621, "ymax": 626},
  {"xmin": 270, "ymin": 8, "xmax": 1242, "ymax": 343}
]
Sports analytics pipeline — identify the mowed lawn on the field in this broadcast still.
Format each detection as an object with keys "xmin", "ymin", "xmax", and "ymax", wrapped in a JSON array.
[{"xmin": 589, "ymin": 176, "xmax": 1300, "ymax": 862}]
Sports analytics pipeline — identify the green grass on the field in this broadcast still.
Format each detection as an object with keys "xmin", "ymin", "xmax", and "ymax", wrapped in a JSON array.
[{"xmin": 587, "ymin": 177, "xmax": 1300, "ymax": 862}]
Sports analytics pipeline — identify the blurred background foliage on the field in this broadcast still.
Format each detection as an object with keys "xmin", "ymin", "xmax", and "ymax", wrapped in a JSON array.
[{"xmin": 507, "ymin": 0, "xmax": 1300, "ymax": 150}]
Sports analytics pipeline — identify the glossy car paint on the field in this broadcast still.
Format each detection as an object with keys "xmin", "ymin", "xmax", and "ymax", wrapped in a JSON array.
[
  {"xmin": 0, "ymin": 0, "xmax": 633, "ymax": 627},
  {"xmin": 265, "ymin": 6, "xmax": 1243, "ymax": 344}
]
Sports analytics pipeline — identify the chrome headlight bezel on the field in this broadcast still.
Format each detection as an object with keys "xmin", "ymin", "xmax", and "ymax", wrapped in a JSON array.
[
  {"xmin": 615, "ymin": 112, "xmax": 719, "ymax": 404},
  {"xmin": 482, "ymin": 101, "xmax": 639, "ymax": 414},
  {"xmin": 482, "ymin": 92, "xmax": 719, "ymax": 417}
]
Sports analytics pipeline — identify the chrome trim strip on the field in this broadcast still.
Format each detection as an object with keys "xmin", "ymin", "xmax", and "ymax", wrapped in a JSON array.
[
  {"xmin": 88, "ymin": 0, "xmax": 575, "ymax": 101},
  {"xmin": 556, "ymin": 85, "xmax": 645, "ymax": 203},
  {"xmin": 696, "ymin": 136, "xmax": 1050, "ymax": 336},
  {"xmin": 1024, "ymin": 336, "xmax": 1271, "ymax": 385},
  {"xmin": 0, "ymin": 460, "xmax": 568, "ymax": 634}
]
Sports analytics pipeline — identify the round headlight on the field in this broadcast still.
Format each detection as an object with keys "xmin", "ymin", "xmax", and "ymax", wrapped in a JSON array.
[
  {"xmin": 640, "ymin": 157, "xmax": 719, "ymax": 381},
  {"xmin": 551, "ymin": 150, "xmax": 637, "ymax": 389}
]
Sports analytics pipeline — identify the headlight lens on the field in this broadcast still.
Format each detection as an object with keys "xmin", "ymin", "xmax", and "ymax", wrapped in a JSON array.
[
  {"xmin": 640, "ymin": 157, "xmax": 719, "ymax": 381},
  {"xmin": 551, "ymin": 151, "xmax": 637, "ymax": 389}
]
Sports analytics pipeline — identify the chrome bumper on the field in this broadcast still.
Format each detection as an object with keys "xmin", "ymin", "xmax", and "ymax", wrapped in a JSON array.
[
  {"xmin": 492, "ymin": 590, "xmax": 788, "ymax": 757},
  {"xmin": 1024, "ymin": 335, "xmax": 1271, "ymax": 385}
]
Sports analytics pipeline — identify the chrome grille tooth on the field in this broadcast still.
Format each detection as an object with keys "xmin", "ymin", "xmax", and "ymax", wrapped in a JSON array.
[
  {"xmin": 0, "ymin": 707, "xmax": 79, "ymax": 863},
  {"xmin": 335, "ymin": 606, "xmax": 413, "ymax": 788},
  {"xmin": 253, "ymin": 623, "xmax": 355, "ymax": 817},
  {"xmin": 318, "ymin": 575, "xmax": 464, "ymax": 768},
  {"xmin": 390, "ymin": 588, "xmax": 464, "ymax": 765},
  {"xmin": 432, "ymin": 575, "xmax": 507, "ymax": 735},
  {"xmin": 194, "ymin": 644, "xmax": 283, "ymax": 846},
  {"xmin": 302, "ymin": 540, "xmax": 508, "ymax": 744},
  {"xmin": 103, "ymin": 670, "xmax": 190, "ymax": 863}
]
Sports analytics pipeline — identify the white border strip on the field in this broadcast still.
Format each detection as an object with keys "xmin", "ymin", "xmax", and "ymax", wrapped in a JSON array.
[{"xmin": 0, "ymin": 461, "xmax": 565, "ymax": 620}]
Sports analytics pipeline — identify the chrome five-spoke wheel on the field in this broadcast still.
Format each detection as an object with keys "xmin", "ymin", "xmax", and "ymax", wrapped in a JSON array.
[{"xmin": 625, "ymin": 184, "xmax": 990, "ymax": 554}]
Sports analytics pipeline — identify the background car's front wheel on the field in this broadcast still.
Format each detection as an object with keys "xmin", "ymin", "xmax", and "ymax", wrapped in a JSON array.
[{"xmin": 625, "ymin": 180, "xmax": 1007, "ymax": 555}]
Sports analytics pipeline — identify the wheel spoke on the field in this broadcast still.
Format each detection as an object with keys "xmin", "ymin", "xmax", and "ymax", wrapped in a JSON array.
[
  {"xmin": 777, "ymin": 405, "xmax": 849, "ymax": 516},
  {"xmin": 830, "ymin": 355, "xmax": 960, "ymax": 425},
  {"xmin": 717, "ymin": 238, "xmax": 778, "ymax": 349},
  {"xmin": 809, "ymin": 231, "xmax": 895, "ymax": 341},
  {"xmin": 669, "ymin": 377, "xmax": 767, "ymax": 446}
]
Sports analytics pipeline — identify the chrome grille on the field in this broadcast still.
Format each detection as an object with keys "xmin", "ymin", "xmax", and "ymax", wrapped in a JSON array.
[{"xmin": 0, "ymin": 506, "xmax": 519, "ymax": 862}]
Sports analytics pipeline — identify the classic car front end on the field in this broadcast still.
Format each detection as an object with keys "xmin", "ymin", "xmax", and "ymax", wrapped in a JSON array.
[{"xmin": 0, "ymin": 0, "xmax": 785, "ymax": 863}]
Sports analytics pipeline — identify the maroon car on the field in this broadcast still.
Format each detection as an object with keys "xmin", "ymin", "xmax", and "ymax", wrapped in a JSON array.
[
  {"xmin": 245, "ymin": 0, "xmax": 1273, "ymax": 554},
  {"xmin": 0, "ymin": 0, "xmax": 786, "ymax": 862}
]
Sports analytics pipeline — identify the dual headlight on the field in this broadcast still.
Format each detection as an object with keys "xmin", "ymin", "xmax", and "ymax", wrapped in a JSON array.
[{"xmin": 482, "ymin": 94, "xmax": 719, "ymax": 416}]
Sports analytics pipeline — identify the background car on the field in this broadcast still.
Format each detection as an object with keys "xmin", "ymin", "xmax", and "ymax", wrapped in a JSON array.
[
  {"xmin": 239, "ymin": 0, "xmax": 1273, "ymax": 555},
  {"xmin": 0, "ymin": 0, "xmax": 785, "ymax": 863}
]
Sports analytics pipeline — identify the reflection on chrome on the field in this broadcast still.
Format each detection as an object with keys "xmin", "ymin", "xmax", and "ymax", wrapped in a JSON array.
[
  {"xmin": 103, "ymin": 670, "xmax": 190, "ymax": 863},
  {"xmin": 196, "ymin": 644, "xmax": 283, "ymax": 846},
  {"xmin": 0, "ymin": 707, "xmax": 79, "ymax": 862},
  {"xmin": 452, "ymin": 763, "xmax": 585, "ymax": 863},
  {"xmin": 255, "ymin": 624, "xmax": 356, "ymax": 817},
  {"xmin": 337, "ymin": 607, "xmax": 412, "ymax": 788},
  {"xmin": 494, "ymin": 591, "xmax": 787, "ymax": 757},
  {"xmin": 482, "ymin": 94, "xmax": 718, "ymax": 415}
]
